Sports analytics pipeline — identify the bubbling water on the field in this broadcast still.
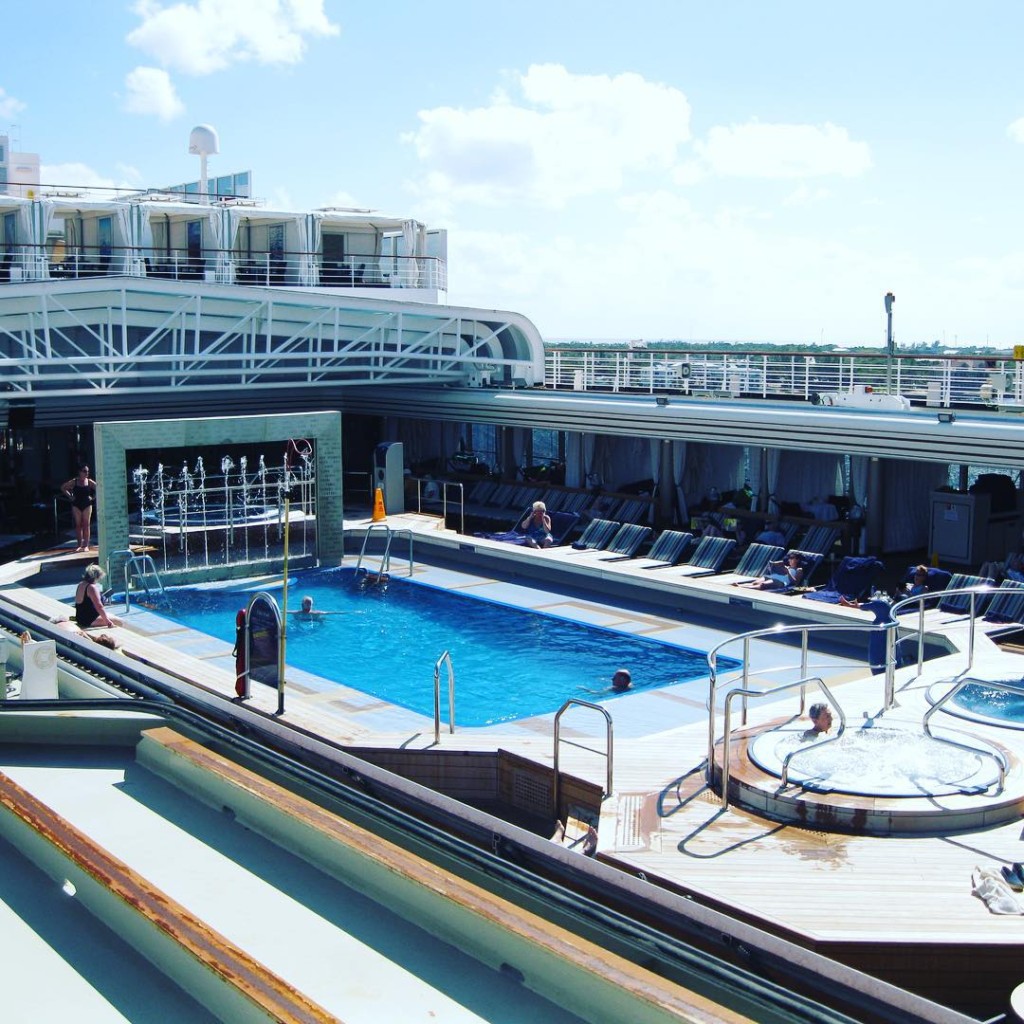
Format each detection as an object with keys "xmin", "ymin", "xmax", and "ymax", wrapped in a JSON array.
[{"xmin": 748, "ymin": 724, "xmax": 1004, "ymax": 797}]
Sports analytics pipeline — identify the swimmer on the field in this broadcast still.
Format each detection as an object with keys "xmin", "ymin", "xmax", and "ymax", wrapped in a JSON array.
[
  {"xmin": 611, "ymin": 668, "xmax": 632, "ymax": 692},
  {"xmin": 291, "ymin": 595, "xmax": 341, "ymax": 618}
]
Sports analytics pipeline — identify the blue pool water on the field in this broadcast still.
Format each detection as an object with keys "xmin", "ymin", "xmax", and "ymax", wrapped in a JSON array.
[
  {"xmin": 159, "ymin": 568, "xmax": 737, "ymax": 726},
  {"xmin": 950, "ymin": 683, "xmax": 1024, "ymax": 728}
]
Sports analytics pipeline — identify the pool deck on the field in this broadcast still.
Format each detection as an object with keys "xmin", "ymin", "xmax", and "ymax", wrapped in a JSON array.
[{"xmin": 3, "ymin": 516, "xmax": 1024, "ymax": 1015}]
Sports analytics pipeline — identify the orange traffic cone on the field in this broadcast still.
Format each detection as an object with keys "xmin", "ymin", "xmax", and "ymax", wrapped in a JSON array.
[{"xmin": 372, "ymin": 487, "xmax": 387, "ymax": 522}]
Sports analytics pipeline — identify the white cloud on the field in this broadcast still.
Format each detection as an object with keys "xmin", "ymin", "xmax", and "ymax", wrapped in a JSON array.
[
  {"xmin": 694, "ymin": 121, "xmax": 872, "ymax": 179},
  {"xmin": 127, "ymin": 0, "xmax": 338, "ymax": 76},
  {"xmin": 124, "ymin": 66, "xmax": 185, "ymax": 120},
  {"xmin": 0, "ymin": 86, "xmax": 26, "ymax": 120},
  {"xmin": 405, "ymin": 64, "xmax": 692, "ymax": 208},
  {"xmin": 1008, "ymin": 118, "xmax": 1024, "ymax": 143},
  {"xmin": 39, "ymin": 163, "xmax": 144, "ymax": 193}
]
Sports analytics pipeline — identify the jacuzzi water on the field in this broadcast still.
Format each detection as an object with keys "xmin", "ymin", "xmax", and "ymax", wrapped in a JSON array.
[
  {"xmin": 748, "ymin": 723, "xmax": 1004, "ymax": 797},
  {"xmin": 945, "ymin": 682, "xmax": 1024, "ymax": 729},
  {"xmin": 158, "ymin": 568, "xmax": 739, "ymax": 726}
]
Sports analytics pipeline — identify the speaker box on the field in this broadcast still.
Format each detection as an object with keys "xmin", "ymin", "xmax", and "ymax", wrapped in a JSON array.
[{"xmin": 7, "ymin": 405, "xmax": 34, "ymax": 430}]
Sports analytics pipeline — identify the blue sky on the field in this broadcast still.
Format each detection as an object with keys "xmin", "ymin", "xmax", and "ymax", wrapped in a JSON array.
[{"xmin": 3, "ymin": 1, "xmax": 1023, "ymax": 347}]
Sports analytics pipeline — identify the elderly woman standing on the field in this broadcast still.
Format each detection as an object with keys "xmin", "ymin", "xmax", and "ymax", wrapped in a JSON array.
[
  {"xmin": 520, "ymin": 501, "xmax": 553, "ymax": 548},
  {"xmin": 62, "ymin": 463, "xmax": 97, "ymax": 552}
]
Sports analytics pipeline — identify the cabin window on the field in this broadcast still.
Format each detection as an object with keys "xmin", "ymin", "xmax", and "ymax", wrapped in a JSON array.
[{"xmin": 268, "ymin": 223, "xmax": 285, "ymax": 256}]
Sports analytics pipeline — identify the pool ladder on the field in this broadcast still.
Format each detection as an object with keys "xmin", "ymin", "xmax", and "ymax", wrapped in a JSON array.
[
  {"xmin": 354, "ymin": 523, "xmax": 414, "ymax": 577},
  {"xmin": 108, "ymin": 549, "xmax": 171, "ymax": 613},
  {"xmin": 433, "ymin": 651, "xmax": 455, "ymax": 743},
  {"xmin": 553, "ymin": 700, "xmax": 614, "ymax": 815}
]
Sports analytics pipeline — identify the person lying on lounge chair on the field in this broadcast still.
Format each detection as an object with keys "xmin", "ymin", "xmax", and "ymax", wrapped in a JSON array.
[{"xmin": 740, "ymin": 551, "xmax": 804, "ymax": 590}]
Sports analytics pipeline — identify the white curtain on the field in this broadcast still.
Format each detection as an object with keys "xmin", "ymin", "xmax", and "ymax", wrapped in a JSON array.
[
  {"xmin": 306, "ymin": 212, "xmax": 323, "ymax": 286},
  {"xmin": 765, "ymin": 448, "xmax": 782, "ymax": 515},
  {"xmin": 565, "ymin": 432, "xmax": 583, "ymax": 488},
  {"xmin": 510, "ymin": 427, "xmax": 528, "ymax": 475},
  {"xmin": 583, "ymin": 433, "xmax": 599, "ymax": 487},
  {"xmin": 850, "ymin": 456, "xmax": 870, "ymax": 509},
  {"xmin": 776, "ymin": 450, "xmax": 842, "ymax": 506},
  {"xmin": 673, "ymin": 440, "xmax": 688, "ymax": 525},
  {"xmin": 748, "ymin": 448, "xmax": 763, "ymax": 513},
  {"xmin": 882, "ymin": 461, "xmax": 948, "ymax": 552}
]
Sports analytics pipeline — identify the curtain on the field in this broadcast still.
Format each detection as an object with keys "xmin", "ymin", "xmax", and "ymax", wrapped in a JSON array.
[
  {"xmin": 882, "ymin": 461, "xmax": 947, "ymax": 552},
  {"xmin": 673, "ymin": 440, "xmax": 688, "ymax": 525},
  {"xmin": 765, "ymin": 448, "xmax": 782, "ymax": 515},
  {"xmin": 510, "ymin": 427, "xmax": 528, "ymax": 476},
  {"xmin": 776, "ymin": 450, "xmax": 842, "ymax": 507},
  {"xmin": 583, "ymin": 433, "xmax": 599, "ymax": 487},
  {"xmin": 565, "ymin": 432, "xmax": 583, "ymax": 488},
  {"xmin": 850, "ymin": 455, "xmax": 869, "ymax": 510}
]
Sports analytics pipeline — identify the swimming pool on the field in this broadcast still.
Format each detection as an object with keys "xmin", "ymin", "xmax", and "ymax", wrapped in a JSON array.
[{"xmin": 159, "ymin": 568, "xmax": 739, "ymax": 726}]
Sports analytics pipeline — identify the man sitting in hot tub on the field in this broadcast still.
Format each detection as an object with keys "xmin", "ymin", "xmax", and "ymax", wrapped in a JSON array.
[
  {"xmin": 520, "ymin": 501, "xmax": 553, "ymax": 548},
  {"xmin": 803, "ymin": 702, "xmax": 833, "ymax": 739}
]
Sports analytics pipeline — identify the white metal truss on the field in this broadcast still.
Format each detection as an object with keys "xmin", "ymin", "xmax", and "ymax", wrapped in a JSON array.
[{"xmin": 0, "ymin": 278, "xmax": 544, "ymax": 402}]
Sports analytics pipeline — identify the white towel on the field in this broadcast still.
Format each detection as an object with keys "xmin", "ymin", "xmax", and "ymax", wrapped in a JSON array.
[{"xmin": 972, "ymin": 867, "xmax": 1024, "ymax": 915}]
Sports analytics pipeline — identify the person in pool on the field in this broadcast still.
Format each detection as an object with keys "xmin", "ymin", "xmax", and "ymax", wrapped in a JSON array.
[{"xmin": 611, "ymin": 668, "xmax": 632, "ymax": 692}]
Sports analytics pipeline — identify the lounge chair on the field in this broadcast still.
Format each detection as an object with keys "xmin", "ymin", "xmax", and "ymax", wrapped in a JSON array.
[
  {"xmin": 674, "ymin": 535, "xmax": 737, "ymax": 577},
  {"xmin": 587, "ymin": 523, "xmax": 653, "ymax": 561},
  {"xmin": 18, "ymin": 639, "xmax": 59, "ymax": 699},
  {"xmin": 937, "ymin": 573, "xmax": 995, "ymax": 616},
  {"xmin": 900, "ymin": 565, "xmax": 952, "ymax": 594},
  {"xmin": 984, "ymin": 580, "xmax": 1024, "ymax": 626},
  {"xmin": 475, "ymin": 509, "xmax": 579, "ymax": 547},
  {"xmin": 713, "ymin": 542, "xmax": 786, "ymax": 585},
  {"xmin": 567, "ymin": 518, "xmax": 620, "ymax": 553},
  {"xmin": 795, "ymin": 525, "xmax": 840, "ymax": 555},
  {"xmin": 626, "ymin": 530, "xmax": 695, "ymax": 570},
  {"xmin": 804, "ymin": 555, "xmax": 884, "ymax": 604},
  {"xmin": 737, "ymin": 549, "xmax": 824, "ymax": 591}
]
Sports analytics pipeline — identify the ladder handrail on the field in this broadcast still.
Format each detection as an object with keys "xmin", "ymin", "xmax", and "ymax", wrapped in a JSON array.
[
  {"xmin": 552, "ymin": 699, "xmax": 613, "ymax": 816},
  {"xmin": 355, "ymin": 523, "xmax": 414, "ymax": 576},
  {"xmin": 106, "ymin": 549, "xmax": 170, "ymax": 612},
  {"xmin": 433, "ymin": 650, "xmax": 455, "ymax": 742}
]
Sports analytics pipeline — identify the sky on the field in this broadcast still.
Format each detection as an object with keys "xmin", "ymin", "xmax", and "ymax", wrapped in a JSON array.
[{"xmin": 3, "ymin": 1, "xmax": 1024, "ymax": 348}]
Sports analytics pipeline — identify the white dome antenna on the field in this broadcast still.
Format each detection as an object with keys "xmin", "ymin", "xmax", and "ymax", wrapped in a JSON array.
[{"xmin": 188, "ymin": 125, "xmax": 220, "ymax": 202}]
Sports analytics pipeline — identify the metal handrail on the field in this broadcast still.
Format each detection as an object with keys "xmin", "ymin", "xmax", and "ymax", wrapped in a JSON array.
[
  {"xmin": 922, "ymin": 675, "xmax": 1009, "ymax": 794},
  {"xmin": 441, "ymin": 481, "xmax": 464, "ymax": 535},
  {"xmin": 719, "ymin": 675, "xmax": 846, "ymax": 810},
  {"xmin": 0, "ymin": 240, "xmax": 447, "ymax": 291},
  {"xmin": 354, "ymin": 522, "xmax": 414, "ymax": 577},
  {"xmin": 887, "ymin": 584, "xmax": 994, "ymax": 690},
  {"xmin": 433, "ymin": 650, "xmax": 455, "ymax": 743},
  {"xmin": 706, "ymin": 619, "xmax": 899, "ymax": 785},
  {"xmin": 543, "ymin": 345, "xmax": 1024, "ymax": 409},
  {"xmin": 552, "ymin": 699, "xmax": 613, "ymax": 816}
]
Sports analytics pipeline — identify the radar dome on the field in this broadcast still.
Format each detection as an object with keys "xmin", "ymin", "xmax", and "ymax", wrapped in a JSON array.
[{"xmin": 188, "ymin": 125, "xmax": 220, "ymax": 156}]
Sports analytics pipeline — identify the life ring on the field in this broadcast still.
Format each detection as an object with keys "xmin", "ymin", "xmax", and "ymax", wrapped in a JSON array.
[{"xmin": 233, "ymin": 609, "xmax": 247, "ymax": 698}]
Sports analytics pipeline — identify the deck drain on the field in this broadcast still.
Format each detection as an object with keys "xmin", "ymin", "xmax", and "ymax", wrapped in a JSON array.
[{"xmin": 615, "ymin": 794, "xmax": 646, "ymax": 851}]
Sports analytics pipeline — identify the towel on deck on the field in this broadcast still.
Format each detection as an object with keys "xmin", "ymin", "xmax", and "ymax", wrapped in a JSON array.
[{"xmin": 972, "ymin": 867, "xmax": 1024, "ymax": 915}]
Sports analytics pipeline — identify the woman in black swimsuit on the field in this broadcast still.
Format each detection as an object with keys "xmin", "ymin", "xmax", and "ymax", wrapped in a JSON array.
[
  {"xmin": 62, "ymin": 464, "xmax": 97, "ymax": 552},
  {"xmin": 74, "ymin": 565, "xmax": 122, "ymax": 629}
]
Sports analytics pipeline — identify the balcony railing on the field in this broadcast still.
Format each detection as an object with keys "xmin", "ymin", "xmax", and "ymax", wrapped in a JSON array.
[
  {"xmin": 544, "ymin": 346, "xmax": 1024, "ymax": 411},
  {"xmin": 0, "ymin": 243, "xmax": 446, "ymax": 292}
]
